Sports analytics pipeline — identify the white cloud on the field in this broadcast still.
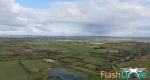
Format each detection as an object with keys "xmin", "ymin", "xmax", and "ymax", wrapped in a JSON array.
[{"xmin": 0, "ymin": 0, "xmax": 150, "ymax": 37}]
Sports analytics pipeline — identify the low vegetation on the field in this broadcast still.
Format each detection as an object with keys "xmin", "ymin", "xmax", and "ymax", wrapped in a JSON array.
[{"xmin": 0, "ymin": 38, "xmax": 149, "ymax": 80}]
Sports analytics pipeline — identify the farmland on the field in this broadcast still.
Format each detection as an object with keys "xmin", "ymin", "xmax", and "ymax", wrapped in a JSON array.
[{"xmin": 0, "ymin": 38, "xmax": 149, "ymax": 80}]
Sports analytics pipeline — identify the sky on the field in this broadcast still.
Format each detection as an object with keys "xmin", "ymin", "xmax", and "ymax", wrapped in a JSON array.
[{"xmin": 0, "ymin": 0, "xmax": 150, "ymax": 37}]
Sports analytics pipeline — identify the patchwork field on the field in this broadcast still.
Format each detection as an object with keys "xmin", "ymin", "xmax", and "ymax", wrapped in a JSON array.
[{"xmin": 0, "ymin": 39, "xmax": 149, "ymax": 80}]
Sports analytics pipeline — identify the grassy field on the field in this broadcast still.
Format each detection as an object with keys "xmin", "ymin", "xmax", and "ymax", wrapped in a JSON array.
[
  {"xmin": 0, "ymin": 40, "xmax": 149, "ymax": 80},
  {"xmin": 0, "ymin": 61, "xmax": 29, "ymax": 80},
  {"xmin": 21, "ymin": 59, "xmax": 57, "ymax": 71}
]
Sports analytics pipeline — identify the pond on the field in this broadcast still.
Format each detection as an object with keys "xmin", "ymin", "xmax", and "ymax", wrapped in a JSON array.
[{"xmin": 47, "ymin": 68, "xmax": 86, "ymax": 80}]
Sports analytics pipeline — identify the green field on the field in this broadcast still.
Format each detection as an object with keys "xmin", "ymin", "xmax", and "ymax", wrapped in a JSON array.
[
  {"xmin": 0, "ymin": 40, "xmax": 149, "ymax": 80},
  {"xmin": 0, "ymin": 61, "xmax": 28, "ymax": 80},
  {"xmin": 22, "ymin": 60, "xmax": 57, "ymax": 71}
]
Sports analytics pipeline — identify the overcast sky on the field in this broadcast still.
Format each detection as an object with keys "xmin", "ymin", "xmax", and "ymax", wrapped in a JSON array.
[{"xmin": 0, "ymin": 0, "xmax": 150, "ymax": 37}]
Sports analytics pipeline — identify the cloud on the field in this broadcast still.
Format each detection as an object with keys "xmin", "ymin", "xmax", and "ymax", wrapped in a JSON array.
[{"xmin": 0, "ymin": 0, "xmax": 150, "ymax": 36}]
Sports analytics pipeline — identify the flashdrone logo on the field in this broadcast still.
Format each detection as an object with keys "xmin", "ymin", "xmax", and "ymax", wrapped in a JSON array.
[
  {"xmin": 121, "ymin": 68, "xmax": 148, "ymax": 79},
  {"xmin": 99, "ymin": 67, "xmax": 149, "ymax": 80}
]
